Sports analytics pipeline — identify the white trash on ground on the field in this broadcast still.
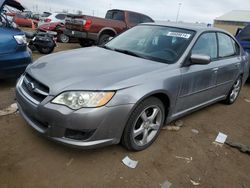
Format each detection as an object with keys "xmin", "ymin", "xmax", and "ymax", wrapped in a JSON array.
[
  {"xmin": 215, "ymin": 132, "xmax": 228, "ymax": 144},
  {"xmin": 191, "ymin": 129, "xmax": 199, "ymax": 134},
  {"xmin": 244, "ymin": 98, "xmax": 250, "ymax": 103},
  {"xmin": 160, "ymin": 180, "xmax": 172, "ymax": 188},
  {"xmin": 162, "ymin": 120, "xmax": 184, "ymax": 131},
  {"xmin": 174, "ymin": 120, "xmax": 184, "ymax": 127},
  {"xmin": 122, "ymin": 156, "xmax": 138, "ymax": 169},
  {"xmin": 0, "ymin": 103, "xmax": 18, "ymax": 117},
  {"xmin": 190, "ymin": 178, "xmax": 201, "ymax": 186},
  {"xmin": 175, "ymin": 156, "xmax": 192, "ymax": 163},
  {"xmin": 66, "ymin": 158, "xmax": 74, "ymax": 166}
]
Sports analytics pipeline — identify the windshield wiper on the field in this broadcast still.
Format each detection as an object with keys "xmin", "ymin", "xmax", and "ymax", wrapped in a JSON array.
[
  {"xmin": 113, "ymin": 48, "xmax": 145, "ymax": 58},
  {"xmin": 101, "ymin": 46, "xmax": 149, "ymax": 60},
  {"xmin": 100, "ymin": 45, "xmax": 113, "ymax": 50}
]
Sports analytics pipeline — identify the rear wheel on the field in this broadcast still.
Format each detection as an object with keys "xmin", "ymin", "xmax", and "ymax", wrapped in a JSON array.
[
  {"xmin": 79, "ymin": 39, "xmax": 94, "ymax": 47},
  {"xmin": 98, "ymin": 34, "xmax": 112, "ymax": 45},
  {"xmin": 58, "ymin": 33, "xmax": 69, "ymax": 43},
  {"xmin": 223, "ymin": 76, "xmax": 242, "ymax": 105},
  {"xmin": 122, "ymin": 97, "xmax": 165, "ymax": 151},
  {"xmin": 36, "ymin": 46, "xmax": 55, "ymax": 54}
]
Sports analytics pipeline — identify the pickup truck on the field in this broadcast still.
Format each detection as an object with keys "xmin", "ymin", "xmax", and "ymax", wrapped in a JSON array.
[{"xmin": 64, "ymin": 9, "xmax": 154, "ymax": 47}]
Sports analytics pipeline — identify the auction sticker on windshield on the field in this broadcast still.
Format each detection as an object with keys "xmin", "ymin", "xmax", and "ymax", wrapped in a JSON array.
[{"xmin": 166, "ymin": 32, "xmax": 191, "ymax": 39}]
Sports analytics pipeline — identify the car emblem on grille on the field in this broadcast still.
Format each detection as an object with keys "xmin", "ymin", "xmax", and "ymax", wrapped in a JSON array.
[{"xmin": 27, "ymin": 82, "xmax": 35, "ymax": 91}]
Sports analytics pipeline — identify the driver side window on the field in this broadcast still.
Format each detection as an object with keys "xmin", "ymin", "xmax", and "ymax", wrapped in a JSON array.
[{"xmin": 192, "ymin": 32, "xmax": 218, "ymax": 60}]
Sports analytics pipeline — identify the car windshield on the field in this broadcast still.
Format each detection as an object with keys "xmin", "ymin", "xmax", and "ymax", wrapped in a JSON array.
[{"xmin": 104, "ymin": 25, "xmax": 195, "ymax": 64}]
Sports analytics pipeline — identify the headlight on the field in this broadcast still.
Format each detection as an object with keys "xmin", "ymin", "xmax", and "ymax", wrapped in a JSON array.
[
  {"xmin": 52, "ymin": 91, "xmax": 115, "ymax": 110},
  {"xmin": 14, "ymin": 35, "xmax": 27, "ymax": 45}
]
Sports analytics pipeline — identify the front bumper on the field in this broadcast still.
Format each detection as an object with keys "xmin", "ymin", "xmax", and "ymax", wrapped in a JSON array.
[
  {"xmin": 16, "ymin": 76, "xmax": 133, "ymax": 149},
  {"xmin": 0, "ymin": 49, "xmax": 32, "ymax": 79}
]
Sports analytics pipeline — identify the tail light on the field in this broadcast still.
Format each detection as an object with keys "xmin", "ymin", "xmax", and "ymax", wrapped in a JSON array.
[
  {"xmin": 83, "ymin": 19, "xmax": 92, "ymax": 30},
  {"xmin": 44, "ymin": 18, "xmax": 52, "ymax": 22}
]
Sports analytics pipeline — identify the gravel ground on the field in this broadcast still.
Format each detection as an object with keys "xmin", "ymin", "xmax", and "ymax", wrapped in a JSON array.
[{"xmin": 0, "ymin": 41, "xmax": 250, "ymax": 188}]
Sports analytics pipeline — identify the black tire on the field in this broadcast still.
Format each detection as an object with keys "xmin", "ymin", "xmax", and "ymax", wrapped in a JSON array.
[
  {"xmin": 58, "ymin": 33, "xmax": 69, "ymax": 43},
  {"xmin": 36, "ymin": 46, "xmax": 55, "ymax": 54},
  {"xmin": 79, "ymin": 39, "xmax": 94, "ymax": 47},
  {"xmin": 98, "ymin": 34, "xmax": 111, "ymax": 45},
  {"xmin": 223, "ymin": 76, "xmax": 242, "ymax": 105},
  {"xmin": 122, "ymin": 97, "xmax": 165, "ymax": 151}
]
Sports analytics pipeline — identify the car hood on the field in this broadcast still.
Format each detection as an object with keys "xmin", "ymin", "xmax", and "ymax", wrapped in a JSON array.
[
  {"xmin": 0, "ymin": 0, "xmax": 24, "ymax": 11},
  {"xmin": 26, "ymin": 47, "xmax": 167, "ymax": 95}
]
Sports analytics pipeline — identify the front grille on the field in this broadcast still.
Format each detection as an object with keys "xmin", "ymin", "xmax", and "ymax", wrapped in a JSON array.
[{"xmin": 21, "ymin": 74, "xmax": 49, "ymax": 103}]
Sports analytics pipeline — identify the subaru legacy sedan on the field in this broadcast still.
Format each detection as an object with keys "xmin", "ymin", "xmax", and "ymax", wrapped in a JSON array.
[{"xmin": 16, "ymin": 23, "xmax": 249, "ymax": 151}]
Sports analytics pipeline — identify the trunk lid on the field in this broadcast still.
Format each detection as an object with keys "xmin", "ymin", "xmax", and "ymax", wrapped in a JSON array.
[{"xmin": 0, "ymin": 0, "xmax": 24, "ymax": 11}]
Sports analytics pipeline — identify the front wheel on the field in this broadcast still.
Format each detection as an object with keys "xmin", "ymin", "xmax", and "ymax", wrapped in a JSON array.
[
  {"xmin": 36, "ymin": 46, "xmax": 55, "ymax": 54},
  {"xmin": 58, "ymin": 33, "xmax": 69, "ymax": 43},
  {"xmin": 98, "ymin": 34, "xmax": 112, "ymax": 45},
  {"xmin": 79, "ymin": 39, "xmax": 94, "ymax": 47},
  {"xmin": 122, "ymin": 97, "xmax": 165, "ymax": 151},
  {"xmin": 223, "ymin": 76, "xmax": 242, "ymax": 105}
]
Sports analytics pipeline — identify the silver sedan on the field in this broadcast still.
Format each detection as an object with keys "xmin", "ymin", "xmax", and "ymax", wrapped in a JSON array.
[{"xmin": 16, "ymin": 23, "xmax": 249, "ymax": 151}]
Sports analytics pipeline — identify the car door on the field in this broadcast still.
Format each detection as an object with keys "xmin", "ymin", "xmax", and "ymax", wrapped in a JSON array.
[
  {"xmin": 175, "ymin": 32, "xmax": 219, "ymax": 114},
  {"xmin": 213, "ymin": 32, "xmax": 241, "ymax": 97}
]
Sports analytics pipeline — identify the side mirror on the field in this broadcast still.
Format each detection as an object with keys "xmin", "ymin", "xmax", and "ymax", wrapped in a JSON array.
[{"xmin": 190, "ymin": 54, "xmax": 211, "ymax": 65}]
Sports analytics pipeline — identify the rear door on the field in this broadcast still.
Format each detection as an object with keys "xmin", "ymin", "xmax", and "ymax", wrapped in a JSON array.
[
  {"xmin": 213, "ymin": 32, "xmax": 241, "ymax": 97},
  {"xmin": 175, "ymin": 32, "xmax": 219, "ymax": 113}
]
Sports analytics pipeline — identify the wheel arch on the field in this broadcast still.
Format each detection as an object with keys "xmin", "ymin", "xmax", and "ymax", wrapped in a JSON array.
[
  {"xmin": 128, "ymin": 90, "xmax": 172, "ymax": 125},
  {"xmin": 98, "ymin": 27, "xmax": 117, "ymax": 39}
]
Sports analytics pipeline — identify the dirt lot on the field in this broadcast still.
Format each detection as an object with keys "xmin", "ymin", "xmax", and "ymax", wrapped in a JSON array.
[{"xmin": 0, "ymin": 42, "xmax": 250, "ymax": 188}]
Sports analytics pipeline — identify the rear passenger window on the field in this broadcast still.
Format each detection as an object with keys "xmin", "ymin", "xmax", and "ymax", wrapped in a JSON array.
[
  {"xmin": 128, "ymin": 13, "xmax": 142, "ymax": 25},
  {"xmin": 218, "ymin": 33, "xmax": 235, "ymax": 58},
  {"xmin": 105, "ymin": 11, "xmax": 125, "ymax": 21},
  {"xmin": 141, "ymin": 16, "xmax": 154, "ymax": 23},
  {"xmin": 56, "ymin": 14, "xmax": 66, "ymax": 20},
  {"xmin": 192, "ymin": 33, "xmax": 218, "ymax": 59}
]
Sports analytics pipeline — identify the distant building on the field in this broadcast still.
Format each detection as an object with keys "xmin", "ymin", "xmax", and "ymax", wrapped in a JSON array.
[{"xmin": 214, "ymin": 10, "xmax": 250, "ymax": 35}]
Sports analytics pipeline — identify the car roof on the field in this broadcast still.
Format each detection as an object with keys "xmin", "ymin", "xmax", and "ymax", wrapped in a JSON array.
[
  {"xmin": 141, "ymin": 21, "xmax": 226, "ymax": 33},
  {"xmin": 108, "ymin": 9, "xmax": 153, "ymax": 18}
]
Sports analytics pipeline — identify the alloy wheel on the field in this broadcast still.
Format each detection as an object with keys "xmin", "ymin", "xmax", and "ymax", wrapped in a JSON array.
[
  {"xmin": 229, "ymin": 78, "xmax": 241, "ymax": 103},
  {"xmin": 132, "ymin": 105, "xmax": 163, "ymax": 146}
]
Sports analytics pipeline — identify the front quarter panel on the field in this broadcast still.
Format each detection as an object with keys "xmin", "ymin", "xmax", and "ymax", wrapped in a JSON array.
[{"xmin": 106, "ymin": 65, "xmax": 182, "ymax": 121}]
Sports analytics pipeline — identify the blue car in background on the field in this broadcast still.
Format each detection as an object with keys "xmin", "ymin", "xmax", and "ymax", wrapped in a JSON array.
[
  {"xmin": 236, "ymin": 24, "xmax": 250, "ymax": 54},
  {"xmin": 0, "ymin": 0, "xmax": 32, "ymax": 79},
  {"xmin": 236, "ymin": 25, "xmax": 250, "ymax": 76}
]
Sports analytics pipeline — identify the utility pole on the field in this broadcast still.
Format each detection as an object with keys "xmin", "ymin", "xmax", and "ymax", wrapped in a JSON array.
[{"xmin": 176, "ymin": 3, "xmax": 182, "ymax": 22}]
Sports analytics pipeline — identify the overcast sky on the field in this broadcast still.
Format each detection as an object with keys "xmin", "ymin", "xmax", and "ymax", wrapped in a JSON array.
[{"xmin": 19, "ymin": 0, "xmax": 250, "ymax": 23}]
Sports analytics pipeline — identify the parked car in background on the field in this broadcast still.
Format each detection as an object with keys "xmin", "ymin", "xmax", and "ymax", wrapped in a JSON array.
[
  {"xmin": 236, "ymin": 24, "xmax": 250, "ymax": 54},
  {"xmin": 38, "ymin": 12, "xmax": 66, "ymax": 26},
  {"xmin": 236, "ymin": 25, "xmax": 250, "ymax": 75},
  {"xmin": 13, "ymin": 12, "xmax": 38, "ymax": 27},
  {"xmin": 39, "ymin": 11, "xmax": 51, "ymax": 22},
  {"xmin": 64, "ymin": 9, "xmax": 154, "ymax": 46},
  {"xmin": 16, "ymin": 23, "xmax": 249, "ymax": 151},
  {"xmin": 0, "ymin": 0, "xmax": 32, "ymax": 79},
  {"xmin": 38, "ymin": 22, "xmax": 72, "ymax": 43}
]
